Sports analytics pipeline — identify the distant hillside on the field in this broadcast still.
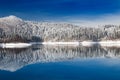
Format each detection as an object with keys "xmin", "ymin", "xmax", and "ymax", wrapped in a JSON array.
[
  {"xmin": 0, "ymin": 15, "xmax": 32, "ymax": 42},
  {"xmin": 0, "ymin": 15, "xmax": 120, "ymax": 42}
]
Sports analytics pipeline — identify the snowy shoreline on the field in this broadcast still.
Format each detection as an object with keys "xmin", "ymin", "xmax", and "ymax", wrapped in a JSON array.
[
  {"xmin": 0, "ymin": 43, "xmax": 32, "ymax": 48},
  {"xmin": 81, "ymin": 41, "xmax": 120, "ymax": 47},
  {"xmin": 0, "ymin": 41, "xmax": 120, "ymax": 48}
]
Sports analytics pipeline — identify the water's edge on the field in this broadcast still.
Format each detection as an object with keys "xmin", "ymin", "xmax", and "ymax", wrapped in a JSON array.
[{"xmin": 0, "ymin": 41, "xmax": 120, "ymax": 48}]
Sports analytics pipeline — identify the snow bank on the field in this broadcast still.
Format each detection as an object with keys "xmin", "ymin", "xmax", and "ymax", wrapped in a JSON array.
[
  {"xmin": 81, "ymin": 40, "xmax": 120, "ymax": 47},
  {"xmin": 99, "ymin": 41, "xmax": 120, "ymax": 47},
  {"xmin": 81, "ymin": 41, "xmax": 98, "ymax": 46},
  {"xmin": 31, "ymin": 42, "xmax": 80, "ymax": 46},
  {"xmin": 0, "ymin": 42, "xmax": 79, "ymax": 48},
  {"xmin": 0, "ymin": 40, "xmax": 120, "ymax": 48},
  {"xmin": 0, "ymin": 43, "xmax": 32, "ymax": 48}
]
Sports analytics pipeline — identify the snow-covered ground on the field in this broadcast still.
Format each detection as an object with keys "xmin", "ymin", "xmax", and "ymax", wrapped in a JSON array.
[
  {"xmin": 0, "ymin": 43, "xmax": 32, "ymax": 48},
  {"xmin": 99, "ymin": 41, "xmax": 120, "ymax": 47},
  {"xmin": 0, "ymin": 41, "xmax": 120, "ymax": 48},
  {"xmin": 80, "ymin": 41, "xmax": 98, "ymax": 46},
  {"xmin": 81, "ymin": 40, "xmax": 120, "ymax": 47},
  {"xmin": 0, "ymin": 42, "xmax": 80, "ymax": 48},
  {"xmin": 31, "ymin": 42, "xmax": 79, "ymax": 45}
]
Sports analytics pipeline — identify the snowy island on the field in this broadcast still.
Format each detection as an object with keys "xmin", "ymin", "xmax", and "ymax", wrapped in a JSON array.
[{"xmin": 0, "ymin": 15, "xmax": 120, "ymax": 48}]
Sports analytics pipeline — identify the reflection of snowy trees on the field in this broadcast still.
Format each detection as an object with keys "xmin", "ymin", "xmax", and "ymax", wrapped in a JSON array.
[{"xmin": 0, "ymin": 46, "xmax": 120, "ymax": 72}]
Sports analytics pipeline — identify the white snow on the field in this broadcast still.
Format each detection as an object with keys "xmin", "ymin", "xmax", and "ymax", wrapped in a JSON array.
[
  {"xmin": 0, "ymin": 15, "xmax": 23, "ymax": 26},
  {"xmin": 0, "ymin": 42, "xmax": 79, "ymax": 48},
  {"xmin": 81, "ymin": 41, "xmax": 97, "ymax": 46},
  {"xmin": 0, "ymin": 15, "xmax": 22, "ymax": 21},
  {"xmin": 42, "ymin": 42, "xmax": 79, "ymax": 45},
  {"xmin": 0, "ymin": 41, "xmax": 120, "ymax": 48},
  {"xmin": 99, "ymin": 41, "xmax": 120, "ymax": 47},
  {"xmin": 31, "ymin": 42, "xmax": 80, "ymax": 46},
  {"xmin": 0, "ymin": 43, "xmax": 32, "ymax": 48},
  {"xmin": 81, "ymin": 40, "xmax": 120, "ymax": 47}
]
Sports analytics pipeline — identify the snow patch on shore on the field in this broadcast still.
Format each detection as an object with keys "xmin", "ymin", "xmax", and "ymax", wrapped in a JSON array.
[
  {"xmin": 0, "ymin": 41, "xmax": 120, "ymax": 48},
  {"xmin": 99, "ymin": 41, "xmax": 120, "ymax": 47},
  {"xmin": 0, "ymin": 43, "xmax": 32, "ymax": 48},
  {"xmin": 31, "ymin": 42, "xmax": 80, "ymax": 46},
  {"xmin": 80, "ymin": 41, "xmax": 98, "ymax": 46},
  {"xmin": 0, "ymin": 42, "xmax": 80, "ymax": 48},
  {"xmin": 81, "ymin": 41, "xmax": 120, "ymax": 47},
  {"xmin": 42, "ymin": 42, "xmax": 80, "ymax": 45}
]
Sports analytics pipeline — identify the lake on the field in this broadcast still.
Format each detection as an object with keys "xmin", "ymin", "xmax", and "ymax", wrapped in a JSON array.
[{"xmin": 0, "ymin": 45, "xmax": 120, "ymax": 80}]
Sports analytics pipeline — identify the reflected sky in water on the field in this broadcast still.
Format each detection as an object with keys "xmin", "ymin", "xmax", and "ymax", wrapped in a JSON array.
[{"xmin": 0, "ymin": 45, "xmax": 120, "ymax": 80}]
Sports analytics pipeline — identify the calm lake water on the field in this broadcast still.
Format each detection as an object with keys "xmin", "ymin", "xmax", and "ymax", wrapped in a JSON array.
[{"xmin": 0, "ymin": 45, "xmax": 120, "ymax": 80}]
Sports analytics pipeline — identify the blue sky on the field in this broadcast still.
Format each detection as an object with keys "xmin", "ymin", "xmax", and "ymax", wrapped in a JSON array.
[{"xmin": 0, "ymin": 0, "xmax": 120, "ymax": 25}]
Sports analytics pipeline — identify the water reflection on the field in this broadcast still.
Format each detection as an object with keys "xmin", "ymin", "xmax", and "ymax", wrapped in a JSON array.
[{"xmin": 0, "ymin": 45, "xmax": 120, "ymax": 72}]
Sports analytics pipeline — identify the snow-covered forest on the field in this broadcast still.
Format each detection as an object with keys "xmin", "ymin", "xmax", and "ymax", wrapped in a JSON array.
[{"xmin": 0, "ymin": 15, "xmax": 120, "ymax": 42}]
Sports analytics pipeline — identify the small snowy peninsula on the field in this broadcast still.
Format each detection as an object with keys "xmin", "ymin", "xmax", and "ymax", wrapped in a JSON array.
[{"xmin": 0, "ymin": 15, "xmax": 120, "ymax": 47}]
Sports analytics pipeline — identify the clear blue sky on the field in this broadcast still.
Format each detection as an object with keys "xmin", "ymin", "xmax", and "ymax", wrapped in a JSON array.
[{"xmin": 0, "ymin": 0, "xmax": 120, "ymax": 22}]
